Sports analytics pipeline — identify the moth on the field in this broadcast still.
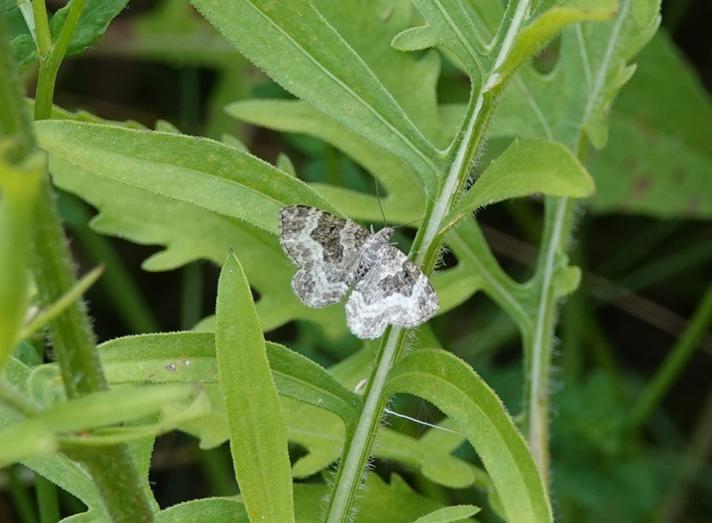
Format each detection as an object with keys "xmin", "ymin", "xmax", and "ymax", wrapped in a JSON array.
[{"xmin": 278, "ymin": 205, "xmax": 438, "ymax": 339}]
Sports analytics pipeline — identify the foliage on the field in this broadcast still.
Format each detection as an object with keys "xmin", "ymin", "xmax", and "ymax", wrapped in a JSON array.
[{"xmin": 2, "ymin": 0, "xmax": 710, "ymax": 522}]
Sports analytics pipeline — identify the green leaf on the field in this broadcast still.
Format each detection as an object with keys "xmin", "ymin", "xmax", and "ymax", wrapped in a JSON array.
[
  {"xmin": 495, "ymin": 0, "xmax": 618, "ymax": 87},
  {"xmin": 376, "ymin": 425, "xmax": 486, "ymax": 490},
  {"xmin": 385, "ymin": 350, "xmax": 552, "ymax": 523},
  {"xmin": 276, "ymin": 153, "xmax": 296, "ymax": 177},
  {"xmin": 6, "ymin": 0, "xmax": 129, "ymax": 64},
  {"xmin": 0, "ymin": 151, "xmax": 42, "ymax": 370},
  {"xmin": 0, "ymin": 384, "xmax": 196, "ymax": 467},
  {"xmin": 442, "ymin": 139, "xmax": 594, "ymax": 234},
  {"xmin": 397, "ymin": 0, "xmax": 493, "ymax": 77},
  {"xmin": 313, "ymin": 0, "xmax": 445, "ymax": 145},
  {"xmin": 32, "ymin": 117, "xmax": 348, "ymax": 331},
  {"xmin": 35, "ymin": 121, "xmax": 334, "ymax": 236},
  {"xmin": 285, "ymin": 399, "xmax": 344, "ymax": 478},
  {"xmin": 99, "ymin": 332, "xmax": 361, "ymax": 425},
  {"xmin": 18, "ymin": 265, "xmax": 103, "ymax": 342},
  {"xmin": 94, "ymin": 332, "xmax": 488, "ymax": 490},
  {"xmin": 226, "ymin": 99, "xmax": 424, "ymax": 224},
  {"xmin": 0, "ymin": 361, "xmax": 103, "ymax": 516},
  {"xmin": 50, "ymin": 0, "xmax": 128, "ymax": 57},
  {"xmin": 190, "ymin": 0, "xmax": 441, "ymax": 193},
  {"xmin": 411, "ymin": 505, "xmax": 480, "ymax": 523},
  {"xmin": 154, "ymin": 498, "xmax": 248, "ymax": 523},
  {"xmin": 493, "ymin": 0, "xmax": 661, "ymax": 149},
  {"xmin": 215, "ymin": 252, "xmax": 294, "ymax": 522},
  {"xmin": 587, "ymin": 31, "xmax": 712, "ymax": 219}
]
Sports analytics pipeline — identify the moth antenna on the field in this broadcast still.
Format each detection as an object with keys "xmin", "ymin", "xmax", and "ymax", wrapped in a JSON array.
[
  {"xmin": 372, "ymin": 177, "xmax": 388, "ymax": 227},
  {"xmin": 393, "ymin": 215, "xmax": 424, "ymax": 230}
]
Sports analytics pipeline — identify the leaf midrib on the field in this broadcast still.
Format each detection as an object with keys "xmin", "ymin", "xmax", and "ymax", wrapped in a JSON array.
[{"xmin": 243, "ymin": 0, "xmax": 441, "ymax": 177}]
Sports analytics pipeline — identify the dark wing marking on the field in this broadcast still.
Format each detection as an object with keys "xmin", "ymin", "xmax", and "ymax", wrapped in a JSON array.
[
  {"xmin": 279, "ymin": 205, "xmax": 369, "ymax": 308},
  {"xmin": 345, "ymin": 246, "xmax": 438, "ymax": 339}
]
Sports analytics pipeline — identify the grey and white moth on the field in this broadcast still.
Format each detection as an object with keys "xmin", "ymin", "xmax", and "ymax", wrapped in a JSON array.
[{"xmin": 278, "ymin": 205, "xmax": 438, "ymax": 339}]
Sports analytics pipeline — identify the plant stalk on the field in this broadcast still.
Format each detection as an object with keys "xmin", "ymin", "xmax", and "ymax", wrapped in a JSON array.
[
  {"xmin": 0, "ymin": 5, "xmax": 156, "ymax": 521},
  {"xmin": 525, "ymin": 196, "xmax": 573, "ymax": 482},
  {"xmin": 34, "ymin": 0, "xmax": 85, "ymax": 120},
  {"xmin": 524, "ymin": 0, "xmax": 648, "ymax": 482},
  {"xmin": 324, "ymin": 1, "xmax": 533, "ymax": 520},
  {"xmin": 629, "ymin": 281, "xmax": 712, "ymax": 431}
]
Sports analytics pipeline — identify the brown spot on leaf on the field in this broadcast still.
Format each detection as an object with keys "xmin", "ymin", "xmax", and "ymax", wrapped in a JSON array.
[{"xmin": 632, "ymin": 176, "xmax": 653, "ymax": 197}]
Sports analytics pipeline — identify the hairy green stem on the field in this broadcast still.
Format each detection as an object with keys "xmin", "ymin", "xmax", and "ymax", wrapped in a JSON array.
[
  {"xmin": 324, "ymin": 2, "xmax": 533, "ymax": 520},
  {"xmin": 526, "ymin": 196, "xmax": 573, "ymax": 481},
  {"xmin": 0, "ymin": 5, "xmax": 157, "ymax": 521},
  {"xmin": 629, "ymin": 282, "xmax": 712, "ymax": 431},
  {"xmin": 31, "ymin": 169, "xmax": 156, "ymax": 523},
  {"xmin": 525, "ymin": 0, "xmax": 633, "ymax": 482}
]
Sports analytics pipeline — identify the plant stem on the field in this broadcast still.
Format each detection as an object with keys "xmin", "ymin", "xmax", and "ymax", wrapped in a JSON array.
[
  {"xmin": 629, "ymin": 282, "xmax": 712, "ymax": 432},
  {"xmin": 30, "ymin": 0, "xmax": 51, "ymax": 59},
  {"xmin": 19, "ymin": 265, "xmax": 103, "ymax": 342},
  {"xmin": 31, "ymin": 165, "xmax": 156, "ymax": 523},
  {"xmin": 2, "ymin": 5, "xmax": 158, "ymax": 521},
  {"xmin": 6, "ymin": 465, "xmax": 38, "ymax": 523},
  {"xmin": 324, "ymin": 2, "xmax": 532, "ymax": 520},
  {"xmin": 0, "ymin": 14, "xmax": 35, "ymax": 163},
  {"xmin": 655, "ymin": 384, "xmax": 712, "ymax": 523},
  {"xmin": 526, "ymin": 196, "xmax": 573, "ymax": 482},
  {"xmin": 35, "ymin": 473, "xmax": 60, "ymax": 523},
  {"xmin": 324, "ymin": 328, "xmax": 408, "ymax": 522},
  {"xmin": 34, "ymin": 0, "xmax": 86, "ymax": 120},
  {"xmin": 525, "ymin": 0, "xmax": 633, "ymax": 480}
]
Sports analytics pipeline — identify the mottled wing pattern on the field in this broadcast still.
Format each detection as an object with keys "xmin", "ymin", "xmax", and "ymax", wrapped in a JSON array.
[
  {"xmin": 345, "ymin": 246, "xmax": 439, "ymax": 339},
  {"xmin": 279, "ymin": 205, "xmax": 369, "ymax": 308}
]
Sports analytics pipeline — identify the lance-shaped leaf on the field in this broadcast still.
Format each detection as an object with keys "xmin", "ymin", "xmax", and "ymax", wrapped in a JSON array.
[
  {"xmin": 385, "ymin": 350, "xmax": 552, "ymax": 523},
  {"xmin": 34, "ymin": 119, "xmax": 343, "ymax": 332},
  {"xmin": 226, "ymin": 99, "xmax": 425, "ymax": 223},
  {"xmin": 215, "ymin": 252, "xmax": 294, "ymax": 522},
  {"xmin": 35, "ymin": 121, "xmax": 334, "ymax": 235},
  {"xmin": 442, "ymin": 139, "xmax": 594, "ymax": 235},
  {"xmin": 98, "ymin": 332, "xmax": 361, "ymax": 425},
  {"xmin": 190, "ymin": 0, "xmax": 441, "ymax": 193},
  {"xmin": 0, "ymin": 384, "xmax": 197, "ymax": 467},
  {"xmin": 50, "ymin": 0, "xmax": 128, "ymax": 56}
]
